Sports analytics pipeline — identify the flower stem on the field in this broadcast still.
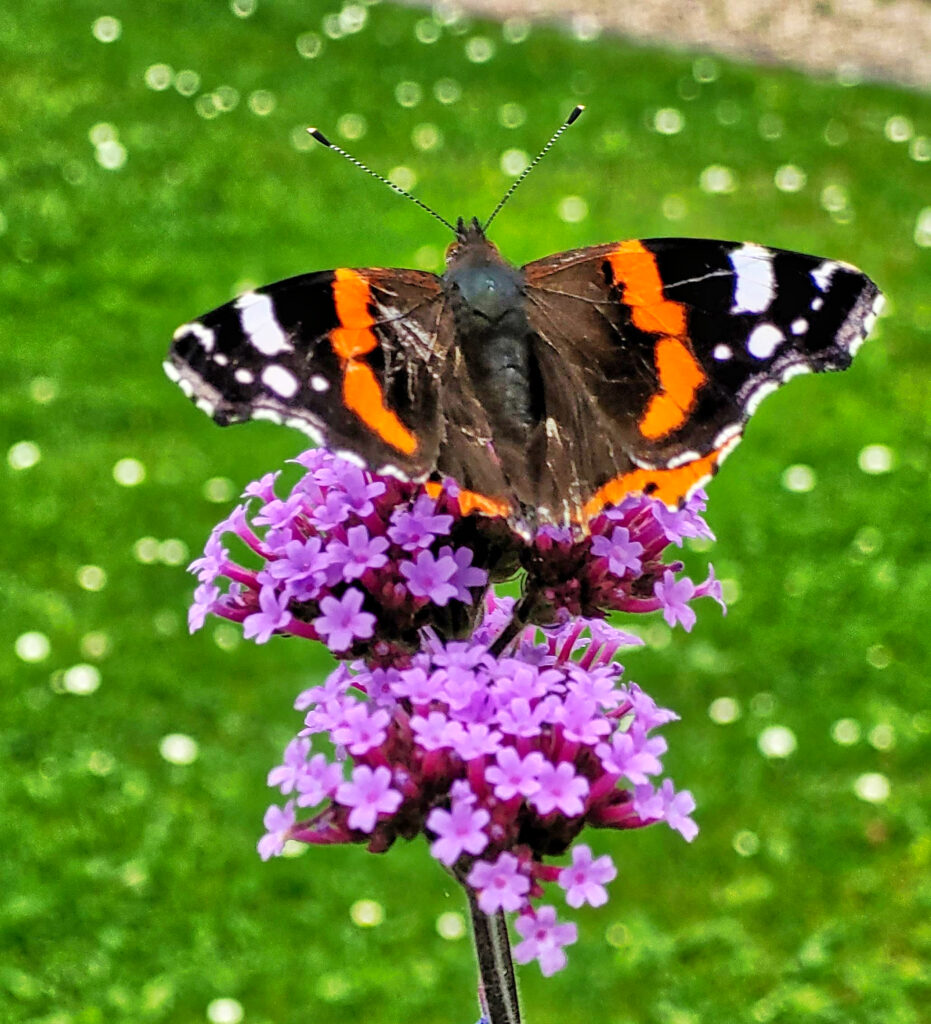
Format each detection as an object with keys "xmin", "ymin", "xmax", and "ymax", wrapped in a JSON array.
[{"xmin": 464, "ymin": 883, "xmax": 521, "ymax": 1024}]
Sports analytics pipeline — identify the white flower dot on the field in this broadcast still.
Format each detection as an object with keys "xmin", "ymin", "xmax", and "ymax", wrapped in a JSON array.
[
  {"xmin": 498, "ymin": 102, "xmax": 526, "ymax": 129},
  {"xmin": 206, "ymin": 998, "xmax": 244, "ymax": 1024},
  {"xmin": 831, "ymin": 718, "xmax": 861, "ymax": 745},
  {"xmin": 337, "ymin": 113, "xmax": 367, "ymax": 140},
  {"xmin": 144, "ymin": 64, "xmax": 174, "ymax": 91},
  {"xmin": 499, "ymin": 148, "xmax": 528, "ymax": 176},
  {"xmin": 758, "ymin": 725, "xmax": 797, "ymax": 759},
  {"xmin": 63, "ymin": 664, "xmax": 102, "ymax": 696},
  {"xmin": 248, "ymin": 90, "xmax": 276, "ymax": 116},
  {"xmin": 909, "ymin": 137, "xmax": 931, "ymax": 163},
  {"xmin": 159, "ymin": 539, "xmax": 190, "ymax": 566},
  {"xmin": 699, "ymin": 164, "xmax": 737, "ymax": 194},
  {"xmin": 557, "ymin": 195, "xmax": 588, "ymax": 223},
  {"xmin": 394, "ymin": 80, "xmax": 423, "ymax": 108},
  {"xmin": 436, "ymin": 911, "xmax": 466, "ymax": 940},
  {"xmin": 388, "ymin": 166, "xmax": 416, "ymax": 192},
  {"xmin": 774, "ymin": 164, "xmax": 806, "ymax": 193},
  {"xmin": 30, "ymin": 377, "xmax": 58, "ymax": 404},
  {"xmin": 653, "ymin": 107, "xmax": 684, "ymax": 135},
  {"xmin": 708, "ymin": 696, "xmax": 741, "ymax": 725},
  {"xmin": 854, "ymin": 772, "xmax": 890, "ymax": 804},
  {"xmin": 820, "ymin": 184, "xmax": 848, "ymax": 212},
  {"xmin": 92, "ymin": 16, "xmax": 121, "ymax": 42},
  {"xmin": 76, "ymin": 565, "xmax": 107, "ymax": 591},
  {"xmin": 95, "ymin": 139, "xmax": 127, "ymax": 170},
  {"xmin": 412, "ymin": 123, "xmax": 442, "ymax": 152},
  {"xmin": 781, "ymin": 464, "xmax": 816, "ymax": 493},
  {"xmin": 857, "ymin": 444, "xmax": 894, "ymax": 475},
  {"xmin": 415, "ymin": 18, "xmax": 441, "ymax": 44},
  {"xmin": 159, "ymin": 733, "xmax": 199, "ymax": 765},
  {"xmin": 433, "ymin": 78, "xmax": 462, "ymax": 105},
  {"xmin": 868, "ymin": 723, "xmax": 895, "ymax": 751},
  {"xmin": 202, "ymin": 477, "xmax": 235, "ymax": 503},
  {"xmin": 502, "ymin": 18, "xmax": 530, "ymax": 44},
  {"xmin": 133, "ymin": 536, "xmax": 160, "ymax": 563},
  {"xmin": 113, "ymin": 457, "xmax": 146, "ymax": 486},
  {"xmin": 8, "ymin": 440, "xmax": 41, "ymax": 470},
  {"xmin": 350, "ymin": 899, "xmax": 384, "ymax": 927},
  {"xmin": 884, "ymin": 115, "xmax": 913, "ymax": 143},
  {"xmin": 732, "ymin": 830, "xmax": 760, "ymax": 856},
  {"xmin": 296, "ymin": 32, "xmax": 323, "ymax": 59},
  {"xmin": 174, "ymin": 70, "xmax": 201, "ymax": 97},
  {"xmin": 230, "ymin": 0, "xmax": 257, "ymax": 17},
  {"xmin": 464, "ymin": 36, "xmax": 495, "ymax": 63},
  {"xmin": 80, "ymin": 631, "xmax": 111, "ymax": 659},
  {"xmin": 15, "ymin": 631, "xmax": 51, "ymax": 663}
]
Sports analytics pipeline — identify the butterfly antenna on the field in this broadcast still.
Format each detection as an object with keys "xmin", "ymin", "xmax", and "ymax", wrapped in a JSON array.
[
  {"xmin": 483, "ymin": 105, "xmax": 585, "ymax": 232},
  {"xmin": 308, "ymin": 127, "xmax": 457, "ymax": 235}
]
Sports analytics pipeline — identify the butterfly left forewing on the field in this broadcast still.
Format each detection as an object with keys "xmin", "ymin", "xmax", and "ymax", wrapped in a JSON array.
[{"xmin": 166, "ymin": 267, "xmax": 449, "ymax": 479}]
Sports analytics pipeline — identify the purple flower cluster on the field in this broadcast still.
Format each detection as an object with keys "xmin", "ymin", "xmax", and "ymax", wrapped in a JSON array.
[
  {"xmin": 188, "ymin": 449, "xmax": 723, "ymax": 661},
  {"xmin": 259, "ymin": 610, "xmax": 697, "ymax": 976},
  {"xmin": 188, "ymin": 447, "xmax": 725, "ymax": 977}
]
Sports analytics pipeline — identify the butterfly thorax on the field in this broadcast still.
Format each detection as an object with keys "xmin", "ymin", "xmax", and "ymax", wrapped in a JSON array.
[{"xmin": 443, "ymin": 221, "xmax": 543, "ymax": 450}]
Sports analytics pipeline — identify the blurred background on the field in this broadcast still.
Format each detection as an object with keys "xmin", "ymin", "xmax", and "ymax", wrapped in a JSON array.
[{"xmin": 3, "ymin": 2, "xmax": 929, "ymax": 1022}]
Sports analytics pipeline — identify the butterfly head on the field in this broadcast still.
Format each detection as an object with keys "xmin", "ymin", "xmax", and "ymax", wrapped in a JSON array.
[{"xmin": 445, "ymin": 216, "xmax": 503, "ymax": 268}]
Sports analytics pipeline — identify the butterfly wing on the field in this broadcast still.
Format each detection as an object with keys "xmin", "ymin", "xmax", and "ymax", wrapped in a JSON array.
[
  {"xmin": 166, "ymin": 267, "xmax": 449, "ymax": 479},
  {"xmin": 523, "ymin": 238, "xmax": 883, "ymax": 521}
]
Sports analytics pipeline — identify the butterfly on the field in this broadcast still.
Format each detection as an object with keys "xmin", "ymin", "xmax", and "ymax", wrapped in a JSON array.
[{"xmin": 165, "ymin": 109, "xmax": 883, "ymax": 533}]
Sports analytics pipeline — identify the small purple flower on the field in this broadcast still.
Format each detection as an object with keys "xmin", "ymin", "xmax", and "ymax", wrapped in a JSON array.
[
  {"xmin": 267, "ymin": 737, "xmax": 311, "ymax": 794},
  {"xmin": 335, "ymin": 765, "xmax": 402, "ymax": 833},
  {"xmin": 266, "ymin": 536, "xmax": 329, "ymax": 599},
  {"xmin": 596, "ymin": 724, "xmax": 668, "ymax": 784},
  {"xmin": 257, "ymin": 801, "xmax": 295, "ymax": 860},
  {"xmin": 243, "ymin": 585, "xmax": 292, "ymax": 644},
  {"xmin": 188, "ymin": 534, "xmax": 228, "ymax": 584},
  {"xmin": 513, "ymin": 905, "xmax": 578, "ymax": 977},
  {"xmin": 440, "ymin": 545, "xmax": 489, "ymax": 601},
  {"xmin": 468, "ymin": 852, "xmax": 531, "ymax": 913},
  {"xmin": 590, "ymin": 526, "xmax": 644, "ymax": 577},
  {"xmin": 400, "ymin": 549, "xmax": 459, "ymax": 606},
  {"xmin": 485, "ymin": 748, "xmax": 546, "ymax": 801},
  {"xmin": 326, "ymin": 525, "xmax": 390, "ymax": 581},
  {"xmin": 189, "ymin": 582, "xmax": 219, "ymax": 633},
  {"xmin": 253, "ymin": 493, "xmax": 304, "ymax": 530},
  {"xmin": 657, "ymin": 779, "xmax": 699, "ymax": 842},
  {"xmin": 388, "ymin": 494, "xmax": 453, "ymax": 550},
  {"xmin": 295, "ymin": 753, "xmax": 344, "ymax": 808},
  {"xmin": 557, "ymin": 845, "xmax": 617, "ymax": 908},
  {"xmin": 243, "ymin": 470, "xmax": 280, "ymax": 502},
  {"xmin": 313, "ymin": 588, "xmax": 376, "ymax": 653},
  {"xmin": 339, "ymin": 466, "xmax": 387, "ymax": 517},
  {"xmin": 529, "ymin": 761, "xmax": 589, "ymax": 817},
  {"xmin": 427, "ymin": 795, "xmax": 490, "ymax": 865},
  {"xmin": 654, "ymin": 569, "xmax": 697, "ymax": 631},
  {"xmin": 331, "ymin": 704, "xmax": 391, "ymax": 755}
]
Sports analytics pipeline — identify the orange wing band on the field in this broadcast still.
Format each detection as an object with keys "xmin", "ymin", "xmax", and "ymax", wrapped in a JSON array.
[
  {"xmin": 331, "ymin": 268, "xmax": 418, "ymax": 456},
  {"xmin": 608, "ymin": 241, "xmax": 706, "ymax": 440},
  {"xmin": 580, "ymin": 441, "xmax": 737, "ymax": 523}
]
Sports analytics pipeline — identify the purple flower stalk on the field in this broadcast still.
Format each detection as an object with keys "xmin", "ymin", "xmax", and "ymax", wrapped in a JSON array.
[{"xmin": 187, "ymin": 447, "xmax": 724, "ymax": 988}]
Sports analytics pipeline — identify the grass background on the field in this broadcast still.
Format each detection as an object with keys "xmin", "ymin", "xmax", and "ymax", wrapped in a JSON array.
[{"xmin": 2, "ymin": 2, "xmax": 929, "ymax": 1022}]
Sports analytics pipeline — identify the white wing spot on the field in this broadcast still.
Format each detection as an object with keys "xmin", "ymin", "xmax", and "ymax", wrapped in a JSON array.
[
  {"xmin": 712, "ymin": 343, "xmax": 732, "ymax": 361},
  {"xmin": 747, "ymin": 323, "xmax": 784, "ymax": 359},
  {"xmin": 234, "ymin": 368, "xmax": 254, "ymax": 384},
  {"xmin": 811, "ymin": 296, "xmax": 824, "ymax": 311},
  {"xmin": 235, "ymin": 291, "xmax": 292, "ymax": 356},
  {"xmin": 780, "ymin": 364, "xmax": 809, "ymax": 382},
  {"xmin": 811, "ymin": 260, "xmax": 839, "ymax": 292},
  {"xmin": 162, "ymin": 360, "xmax": 181, "ymax": 382},
  {"xmin": 261, "ymin": 364, "xmax": 300, "ymax": 398},
  {"xmin": 729, "ymin": 244, "xmax": 775, "ymax": 314},
  {"xmin": 790, "ymin": 318, "xmax": 808, "ymax": 335},
  {"xmin": 213, "ymin": 353, "xmax": 229, "ymax": 366},
  {"xmin": 174, "ymin": 321, "xmax": 216, "ymax": 352},
  {"xmin": 195, "ymin": 397, "xmax": 216, "ymax": 417},
  {"xmin": 310, "ymin": 374, "xmax": 330, "ymax": 393}
]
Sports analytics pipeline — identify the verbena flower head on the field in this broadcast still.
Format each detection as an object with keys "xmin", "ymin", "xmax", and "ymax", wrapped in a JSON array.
[
  {"xmin": 189, "ymin": 447, "xmax": 723, "ymax": 976},
  {"xmin": 188, "ymin": 449, "xmax": 723, "ymax": 661}
]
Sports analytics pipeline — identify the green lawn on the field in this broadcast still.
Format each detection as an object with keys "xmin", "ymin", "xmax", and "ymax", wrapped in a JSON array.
[{"xmin": 2, "ymin": 2, "xmax": 929, "ymax": 1022}]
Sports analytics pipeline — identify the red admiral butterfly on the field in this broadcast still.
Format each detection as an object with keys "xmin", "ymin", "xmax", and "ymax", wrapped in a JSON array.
[{"xmin": 165, "ymin": 107, "xmax": 883, "ymax": 533}]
